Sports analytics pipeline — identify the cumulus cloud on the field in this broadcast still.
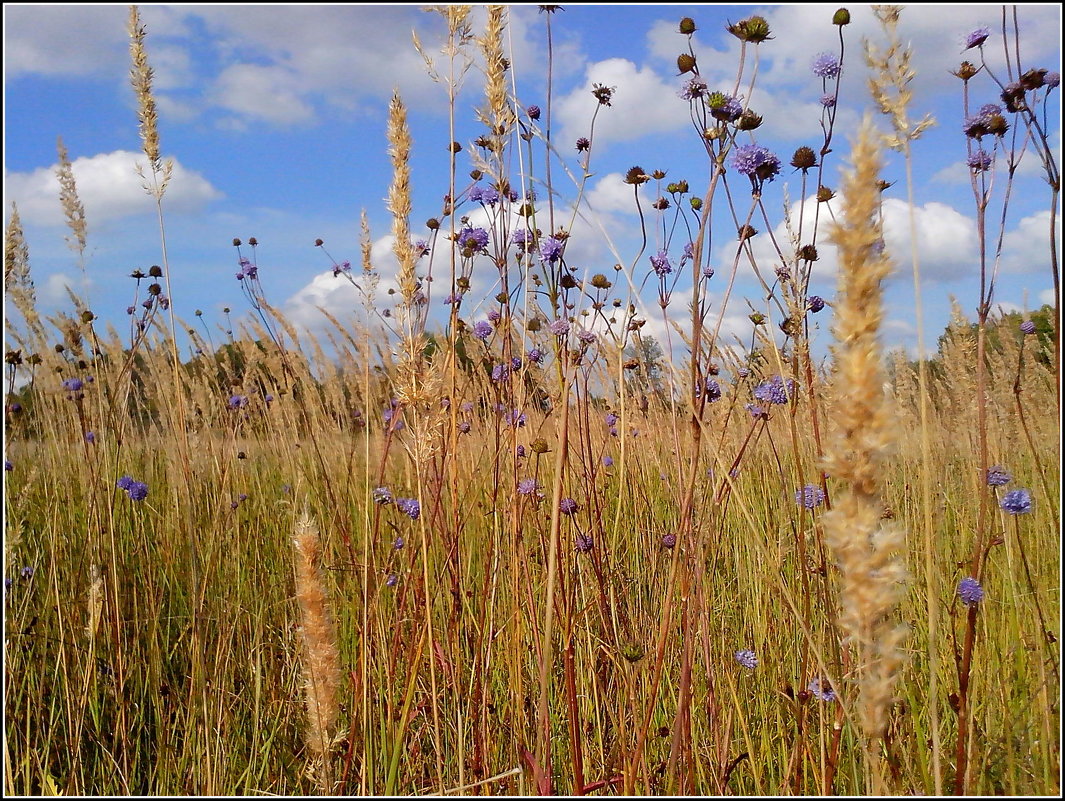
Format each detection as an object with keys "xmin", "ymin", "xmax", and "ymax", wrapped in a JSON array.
[
  {"xmin": 209, "ymin": 64, "xmax": 317, "ymax": 126},
  {"xmin": 5, "ymin": 150, "xmax": 223, "ymax": 227},
  {"xmin": 1000, "ymin": 209, "xmax": 1061, "ymax": 275}
]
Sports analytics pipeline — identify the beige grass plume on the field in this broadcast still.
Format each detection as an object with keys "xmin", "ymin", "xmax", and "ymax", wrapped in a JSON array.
[
  {"xmin": 822, "ymin": 116, "xmax": 909, "ymax": 785},
  {"xmin": 128, "ymin": 5, "xmax": 173, "ymax": 197},
  {"xmin": 293, "ymin": 511, "xmax": 341, "ymax": 791}
]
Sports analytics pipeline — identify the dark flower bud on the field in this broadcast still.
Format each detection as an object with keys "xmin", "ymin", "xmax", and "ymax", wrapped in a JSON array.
[
  {"xmin": 470, "ymin": 169, "xmax": 482, "ymax": 180},
  {"xmin": 671, "ymin": 179, "xmax": 689, "ymax": 194},
  {"xmin": 624, "ymin": 166, "xmax": 649, "ymax": 185},
  {"xmin": 28, "ymin": 353, "xmax": 42, "ymax": 365},
  {"xmin": 590, "ymin": 273, "xmax": 612, "ymax": 289},
  {"xmin": 736, "ymin": 110, "xmax": 763, "ymax": 130},
  {"xmin": 591, "ymin": 84, "xmax": 615, "ymax": 106},
  {"xmin": 1020, "ymin": 68, "xmax": 1047, "ymax": 90},
  {"xmin": 148, "ymin": 265, "xmax": 162, "ymax": 278},
  {"xmin": 876, "ymin": 180, "xmax": 894, "ymax": 192},
  {"xmin": 531, "ymin": 438, "xmax": 549, "ymax": 454},
  {"xmin": 450, "ymin": 141, "xmax": 463, "ymax": 153},
  {"xmin": 652, "ymin": 197, "xmax": 670, "ymax": 210},
  {"xmin": 315, "ymin": 238, "xmax": 324, "ymax": 246},
  {"xmin": 560, "ymin": 274, "xmax": 578, "ymax": 289},
  {"xmin": 679, "ymin": 17, "xmax": 697, "ymax": 35},
  {"xmin": 148, "ymin": 283, "xmax": 162, "ymax": 296},
  {"xmin": 621, "ymin": 641, "xmax": 645, "ymax": 663},
  {"xmin": 527, "ymin": 105, "xmax": 541, "ymax": 120},
  {"xmin": 791, "ymin": 146, "xmax": 817, "ymax": 171},
  {"xmin": 426, "ymin": 218, "xmax": 441, "ymax": 231},
  {"xmin": 749, "ymin": 312, "xmax": 766, "ymax": 325},
  {"xmin": 80, "ymin": 310, "xmax": 95, "ymax": 324},
  {"xmin": 474, "ymin": 135, "xmax": 492, "ymax": 149},
  {"xmin": 738, "ymin": 224, "xmax": 758, "ymax": 242},
  {"xmin": 4, "ymin": 350, "xmax": 22, "ymax": 366},
  {"xmin": 952, "ymin": 61, "xmax": 980, "ymax": 81},
  {"xmin": 495, "ymin": 292, "xmax": 509, "ymax": 304},
  {"xmin": 248, "ymin": 237, "xmax": 257, "ymax": 246},
  {"xmin": 651, "ymin": 169, "xmax": 667, "ymax": 180},
  {"xmin": 526, "ymin": 317, "xmax": 541, "ymax": 332},
  {"xmin": 817, "ymin": 186, "xmax": 836, "ymax": 203},
  {"xmin": 728, "ymin": 15, "xmax": 772, "ymax": 43},
  {"xmin": 576, "ymin": 137, "xmax": 591, "ymax": 152},
  {"xmin": 130, "ymin": 269, "xmax": 146, "ymax": 279},
  {"xmin": 999, "ymin": 85, "xmax": 1026, "ymax": 114},
  {"xmin": 779, "ymin": 316, "xmax": 802, "ymax": 337},
  {"xmin": 690, "ymin": 196, "xmax": 702, "ymax": 211},
  {"xmin": 55, "ymin": 343, "xmax": 66, "ymax": 353},
  {"xmin": 223, "ymin": 307, "xmax": 230, "ymax": 313},
  {"xmin": 456, "ymin": 276, "xmax": 470, "ymax": 291},
  {"xmin": 832, "ymin": 8, "xmax": 851, "ymax": 25},
  {"xmin": 623, "ymin": 357, "xmax": 639, "ymax": 369},
  {"xmin": 677, "ymin": 53, "xmax": 697, "ymax": 75},
  {"xmin": 233, "ymin": 238, "xmax": 242, "ymax": 246},
  {"xmin": 987, "ymin": 113, "xmax": 1010, "ymax": 135},
  {"xmin": 799, "ymin": 244, "xmax": 819, "ymax": 262}
]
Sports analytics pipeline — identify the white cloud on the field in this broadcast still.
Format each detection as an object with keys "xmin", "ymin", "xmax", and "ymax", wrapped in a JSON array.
[
  {"xmin": 5, "ymin": 150, "xmax": 223, "ymax": 227},
  {"xmin": 1000, "ymin": 209, "xmax": 1062, "ymax": 275},
  {"xmin": 1038, "ymin": 288, "xmax": 1055, "ymax": 306},
  {"xmin": 209, "ymin": 63, "xmax": 317, "ymax": 126}
]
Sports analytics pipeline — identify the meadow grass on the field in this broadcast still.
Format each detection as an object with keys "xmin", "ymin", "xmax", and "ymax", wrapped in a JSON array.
[{"xmin": 4, "ymin": 5, "xmax": 1060, "ymax": 797}]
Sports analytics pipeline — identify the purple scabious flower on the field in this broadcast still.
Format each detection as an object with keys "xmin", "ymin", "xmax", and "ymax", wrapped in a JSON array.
[
  {"xmin": 470, "ymin": 184, "xmax": 500, "ymax": 205},
  {"xmin": 548, "ymin": 318, "xmax": 570, "ymax": 336},
  {"xmin": 967, "ymin": 149, "xmax": 993, "ymax": 172},
  {"xmin": 576, "ymin": 329, "xmax": 596, "ymax": 345},
  {"xmin": 811, "ymin": 52, "xmax": 841, "ymax": 79},
  {"xmin": 679, "ymin": 76, "xmax": 708, "ymax": 100},
  {"xmin": 85, "ymin": 431, "xmax": 96, "ymax": 444},
  {"xmin": 731, "ymin": 143, "xmax": 781, "ymax": 183},
  {"xmin": 696, "ymin": 378, "xmax": 719, "ymax": 402},
  {"xmin": 127, "ymin": 481, "xmax": 149, "ymax": 502},
  {"xmin": 735, "ymin": 649, "xmax": 758, "ymax": 670},
  {"xmin": 604, "ymin": 412, "xmax": 619, "ymax": 427},
  {"xmin": 808, "ymin": 295, "xmax": 826, "ymax": 313},
  {"xmin": 444, "ymin": 292, "xmax": 463, "ymax": 307},
  {"xmin": 472, "ymin": 320, "xmax": 493, "ymax": 340},
  {"xmin": 820, "ymin": 92, "xmax": 836, "ymax": 108},
  {"xmin": 1046, "ymin": 72, "xmax": 1060, "ymax": 89},
  {"xmin": 795, "ymin": 484, "xmax": 826, "ymax": 509},
  {"xmin": 526, "ymin": 347, "xmax": 544, "ymax": 364},
  {"xmin": 808, "ymin": 678, "xmax": 836, "ymax": 702},
  {"xmin": 458, "ymin": 226, "xmax": 489, "ymax": 253},
  {"xmin": 392, "ymin": 535, "xmax": 405, "ymax": 550},
  {"xmin": 511, "ymin": 356, "xmax": 523, "ymax": 371},
  {"xmin": 540, "ymin": 237, "xmax": 565, "ymax": 263},
  {"xmin": 602, "ymin": 455, "xmax": 614, "ymax": 467},
  {"xmin": 745, "ymin": 402, "xmax": 767, "ymax": 419},
  {"xmin": 575, "ymin": 534, "xmax": 594, "ymax": 553},
  {"xmin": 753, "ymin": 375, "xmax": 795, "ymax": 405},
  {"xmin": 1000, "ymin": 488, "xmax": 1032, "ymax": 514},
  {"xmin": 512, "ymin": 228, "xmax": 529, "ymax": 248},
  {"xmin": 487, "ymin": 309, "xmax": 502, "ymax": 323},
  {"xmin": 1020, "ymin": 320, "xmax": 1036, "ymax": 335},
  {"xmin": 527, "ymin": 104, "xmax": 541, "ymax": 120},
  {"xmin": 116, "ymin": 475, "xmax": 135, "ymax": 491},
  {"xmin": 702, "ymin": 264, "xmax": 715, "ymax": 279},
  {"xmin": 986, "ymin": 465, "xmax": 1011, "ymax": 486},
  {"xmin": 662, "ymin": 532, "xmax": 677, "ymax": 549},
  {"xmin": 62, "ymin": 377, "xmax": 84, "ymax": 393},
  {"xmin": 373, "ymin": 486, "xmax": 393, "ymax": 505},
  {"xmin": 964, "ymin": 26, "xmax": 991, "ymax": 50},
  {"xmin": 518, "ymin": 478, "xmax": 540, "ymax": 496},
  {"xmin": 21, "ymin": 566, "xmax": 34, "ymax": 580},
  {"xmin": 650, "ymin": 250, "xmax": 672, "ymax": 277},
  {"xmin": 385, "ymin": 573, "xmax": 399, "ymax": 587},
  {"xmin": 958, "ymin": 576, "xmax": 984, "ymax": 606},
  {"xmin": 4, "ymin": 460, "xmax": 12, "ymax": 472},
  {"xmin": 491, "ymin": 363, "xmax": 511, "ymax": 382},
  {"xmin": 505, "ymin": 408, "xmax": 526, "ymax": 427},
  {"xmin": 228, "ymin": 394, "xmax": 248, "ymax": 409},
  {"xmin": 396, "ymin": 497, "xmax": 421, "ymax": 520},
  {"xmin": 458, "ymin": 421, "xmax": 471, "ymax": 434},
  {"xmin": 560, "ymin": 497, "xmax": 579, "ymax": 515}
]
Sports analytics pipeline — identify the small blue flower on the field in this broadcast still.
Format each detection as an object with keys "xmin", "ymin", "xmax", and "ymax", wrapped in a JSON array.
[
  {"xmin": 472, "ymin": 320, "xmax": 493, "ymax": 340},
  {"xmin": 560, "ymin": 497, "xmax": 578, "ymax": 515},
  {"xmin": 795, "ymin": 484, "xmax": 826, "ymax": 510},
  {"xmin": 650, "ymin": 250, "xmax": 672, "ymax": 277},
  {"xmin": 985, "ymin": 466, "xmax": 1011, "ymax": 487},
  {"xmin": 1000, "ymin": 489, "xmax": 1032, "ymax": 515},
  {"xmin": 575, "ymin": 534, "xmax": 594, "ymax": 553},
  {"xmin": 735, "ymin": 649, "xmax": 757, "ymax": 669},
  {"xmin": 127, "ymin": 481, "xmax": 149, "ymax": 502},
  {"xmin": 964, "ymin": 26, "xmax": 991, "ymax": 50},
  {"xmin": 808, "ymin": 678, "xmax": 836, "ymax": 702},
  {"xmin": 958, "ymin": 576, "xmax": 984, "ymax": 607},
  {"xmin": 396, "ymin": 497, "xmax": 421, "ymax": 520},
  {"xmin": 540, "ymin": 237, "xmax": 565, "ymax": 263}
]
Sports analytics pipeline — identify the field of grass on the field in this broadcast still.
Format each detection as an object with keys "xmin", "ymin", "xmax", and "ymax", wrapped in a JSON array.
[{"xmin": 4, "ymin": 5, "xmax": 1060, "ymax": 797}]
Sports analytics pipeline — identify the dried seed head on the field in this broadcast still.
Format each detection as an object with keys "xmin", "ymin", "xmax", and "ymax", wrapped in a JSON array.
[
  {"xmin": 679, "ymin": 17, "xmax": 696, "ymax": 34},
  {"xmin": 791, "ymin": 146, "xmax": 818, "ymax": 171},
  {"xmin": 833, "ymin": 8, "xmax": 851, "ymax": 25}
]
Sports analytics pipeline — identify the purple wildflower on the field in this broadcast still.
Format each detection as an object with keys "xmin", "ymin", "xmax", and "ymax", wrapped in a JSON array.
[
  {"xmin": 662, "ymin": 532, "xmax": 676, "ymax": 549},
  {"xmin": 540, "ymin": 237, "xmax": 565, "ymax": 263},
  {"xmin": 964, "ymin": 26, "xmax": 991, "ymax": 50},
  {"xmin": 576, "ymin": 329, "xmax": 596, "ymax": 345},
  {"xmin": 575, "ymin": 534, "xmax": 594, "ymax": 553},
  {"xmin": 605, "ymin": 412, "xmax": 619, "ymax": 427},
  {"xmin": 472, "ymin": 320, "xmax": 493, "ymax": 340},
  {"xmin": 703, "ymin": 378, "xmax": 722, "ymax": 402},
  {"xmin": 680, "ymin": 76, "xmax": 708, "ymax": 100},
  {"xmin": 650, "ymin": 250, "xmax": 672, "ymax": 277},
  {"xmin": 1046, "ymin": 72, "xmax": 1060, "ymax": 89},
  {"xmin": 527, "ymin": 105, "xmax": 541, "ymax": 120},
  {"xmin": 487, "ymin": 309, "xmax": 502, "ymax": 323},
  {"xmin": 967, "ymin": 149, "xmax": 993, "ymax": 172},
  {"xmin": 62, "ymin": 377, "xmax": 84, "ymax": 393},
  {"xmin": 731, "ymin": 144, "xmax": 781, "ymax": 183},
  {"xmin": 458, "ymin": 421, "xmax": 471, "ymax": 434},
  {"xmin": 385, "ymin": 573, "xmax": 399, "ymax": 587},
  {"xmin": 602, "ymin": 455, "xmax": 614, "ymax": 467},
  {"xmin": 808, "ymin": 678, "xmax": 836, "ymax": 702},
  {"xmin": 808, "ymin": 295, "xmax": 826, "ymax": 313},
  {"xmin": 373, "ymin": 487, "xmax": 393, "ymax": 505},
  {"xmin": 491, "ymin": 363, "xmax": 511, "ymax": 382},
  {"xmin": 458, "ymin": 226, "xmax": 490, "ymax": 253},
  {"xmin": 735, "ymin": 649, "xmax": 758, "ymax": 669},
  {"xmin": 820, "ymin": 92, "xmax": 836, "ymax": 108},
  {"xmin": 958, "ymin": 576, "xmax": 984, "ymax": 606},
  {"xmin": 518, "ymin": 478, "xmax": 540, "ymax": 496},
  {"xmin": 745, "ymin": 402, "xmax": 767, "ymax": 419},
  {"xmin": 1020, "ymin": 320, "xmax": 1036, "ymax": 335},
  {"xmin": 560, "ymin": 497, "xmax": 578, "ymax": 515},
  {"xmin": 811, "ymin": 52, "xmax": 841, "ymax": 79},
  {"xmin": 127, "ymin": 481, "xmax": 149, "ymax": 502},
  {"xmin": 526, "ymin": 347, "xmax": 544, "ymax": 364},
  {"xmin": 21, "ymin": 566, "xmax": 34, "ymax": 580},
  {"xmin": 116, "ymin": 475, "xmax": 135, "ymax": 491},
  {"xmin": 228, "ymin": 394, "xmax": 248, "ymax": 409},
  {"xmin": 795, "ymin": 484, "xmax": 826, "ymax": 509},
  {"xmin": 753, "ymin": 375, "xmax": 795, "ymax": 405},
  {"xmin": 505, "ymin": 408, "xmax": 526, "ymax": 428},
  {"xmin": 4, "ymin": 461, "xmax": 11, "ymax": 472},
  {"xmin": 85, "ymin": 431, "xmax": 96, "ymax": 444},
  {"xmin": 985, "ymin": 466, "xmax": 1011, "ymax": 487},
  {"xmin": 392, "ymin": 535, "xmax": 405, "ymax": 550},
  {"xmin": 1000, "ymin": 489, "xmax": 1032, "ymax": 514},
  {"xmin": 548, "ymin": 318, "xmax": 570, "ymax": 336},
  {"xmin": 396, "ymin": 497, "xmax": 421, "ymax": 520},
  {"xmin": 702, "ymin": 264, "xmax": 715, "ymax": 279}
]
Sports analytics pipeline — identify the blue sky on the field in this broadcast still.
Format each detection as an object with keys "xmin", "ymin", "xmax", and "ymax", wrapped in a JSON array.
[{"xmin": 4, "ymin": 4, "xmax": 1061, "ymax": 369}]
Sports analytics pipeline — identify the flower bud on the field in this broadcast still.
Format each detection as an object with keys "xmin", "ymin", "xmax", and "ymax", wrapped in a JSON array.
[
  {"xmin": 832, "ymin": 8, "xmax": 851, "ymax": 25},
  {"xmin": 817, "ymin": 186, "xmax": 836, "ymax": 203},
  {"xmin": 677, "ymin": 53, "xmax": 697, "ymax": 75},
  {"xmin": 679, "ymin": 17, "xmax": 696, "ymax": 34},
  {"xmin": 736, "ymin": 110, "xmax": 763, "ymax": 130},
  {"xmin": 791, "ymin": 146, "xmax": 817, "ymax": 171}
]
